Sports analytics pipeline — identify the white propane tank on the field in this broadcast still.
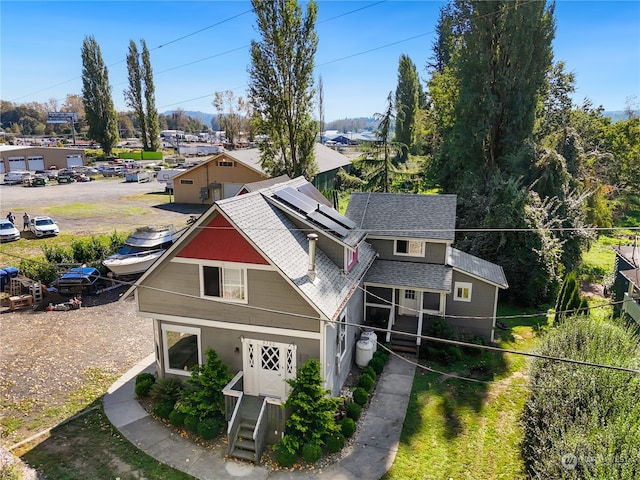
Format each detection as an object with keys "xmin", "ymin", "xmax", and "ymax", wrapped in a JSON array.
[
  {"xmin": 361, "ymin": 328, "xmax": 377, "ymax": 352},
  {"xmin": 355, "ymin": 338, "xmax": 374, "ymax": 368}
]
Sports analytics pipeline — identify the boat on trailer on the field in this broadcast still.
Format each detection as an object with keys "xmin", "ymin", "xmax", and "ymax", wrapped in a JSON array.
[{"xmin": 103, "ymin": 225, "xmax": 177, "ymax": 276}]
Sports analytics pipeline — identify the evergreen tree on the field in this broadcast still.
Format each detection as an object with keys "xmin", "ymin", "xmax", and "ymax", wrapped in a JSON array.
[
  {"xmin": 394, "ymin": 54, "xmax": 421, "ymax": 161},
  {"xmin": 358, "ymin": 92, "xmax": 409, "ymax": 192},
  {"xmin": 438, "ymin": 0, "xmax": 555, "ymax": 189},
  {"xmin": 248, "ymin": 0, "xmax": 318, "ymax": 180},
  {"xmin": 81, "ymin": 35, "xmax": 119, "ymax": 155},
  {"xmin": 141, "ymin": 40, "xmax": 161, "ymax": 152}
]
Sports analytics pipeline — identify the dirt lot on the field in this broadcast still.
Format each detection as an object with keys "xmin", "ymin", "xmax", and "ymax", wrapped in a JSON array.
[{"xmin": 0, "ymin": 178, "xmax": 206, "ymax": 450}]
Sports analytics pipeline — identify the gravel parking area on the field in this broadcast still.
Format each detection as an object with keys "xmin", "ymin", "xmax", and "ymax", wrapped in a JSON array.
[
  {"xmin": 0, "ymin": 177, "xmax": 206, "ymax": 449},
  {"xmin": 0, "ymin": 287, "xmax": 154, "ymax": 449}
]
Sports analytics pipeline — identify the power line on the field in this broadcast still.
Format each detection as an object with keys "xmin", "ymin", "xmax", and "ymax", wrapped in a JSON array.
[{"xmin": 4, "ymin": 248, "xmax": 636, "ymax": 375}]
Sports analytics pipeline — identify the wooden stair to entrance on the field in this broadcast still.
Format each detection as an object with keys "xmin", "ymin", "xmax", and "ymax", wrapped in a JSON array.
[
  {"xmin": 389, "ymin": 331, "xmax": 418, "ymax": 355},
  {"xmin": 229, "ymin": 395, "xmax": 262, "ymax": 463}
]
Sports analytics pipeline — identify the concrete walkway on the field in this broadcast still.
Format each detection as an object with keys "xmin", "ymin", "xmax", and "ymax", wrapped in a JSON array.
[{"xmin": 104, "ymin": 353, "xmax": 416, "ymax": 480}]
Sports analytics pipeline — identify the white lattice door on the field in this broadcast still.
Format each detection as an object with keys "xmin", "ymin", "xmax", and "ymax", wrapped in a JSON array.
[{"xmin": 242, "ymin": 339, "xmax": 297, "ymax": 399}]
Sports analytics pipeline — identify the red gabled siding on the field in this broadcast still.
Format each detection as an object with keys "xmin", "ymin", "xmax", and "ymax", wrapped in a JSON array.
[{"xmin": 176, "ymin": 213, "xmax": 269, "ymax": 264}]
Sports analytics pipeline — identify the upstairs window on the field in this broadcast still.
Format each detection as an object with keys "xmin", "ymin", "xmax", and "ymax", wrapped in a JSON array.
[
  {"xmin": 217, "ymin": 160, "xmax": 234, "ymax": 167},
  {"xmin": 202, "ymin": 265, "xmax": 246, "ymax": 302},
  {"xmin": 454, "ymin": 282, "xmax": 472, "ymax": 302},
  {"xmin": 394, "ymin": 239, "xmax": 424, "ymax": 257},
  {"xmin": 180, "ymin": 179, "xmax": 194, "ymax": 185}
]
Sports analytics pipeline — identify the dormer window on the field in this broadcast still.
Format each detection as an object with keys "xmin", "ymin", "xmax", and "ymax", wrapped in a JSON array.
[
  {"xmin": 394, "ymin": 239, "xmax": 424, "ymax": 257},
  {"xmin": 346, "ymin": 247, "xmax": 358, "ymax": 271}
]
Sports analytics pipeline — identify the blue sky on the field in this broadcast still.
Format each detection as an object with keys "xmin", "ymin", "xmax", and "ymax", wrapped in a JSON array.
[{"xmin": 1, "ymin": 1, "xmax": 639, "ymax": 122}]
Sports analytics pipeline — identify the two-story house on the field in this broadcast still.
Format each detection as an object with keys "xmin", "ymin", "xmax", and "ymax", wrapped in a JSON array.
[
  {"xmin": 346, "ymin": 192, "xmax": 508, "ymax": 349},
  {"xmin": 127, "ymin": 177, "xmax": 507, "ymax": 462}
]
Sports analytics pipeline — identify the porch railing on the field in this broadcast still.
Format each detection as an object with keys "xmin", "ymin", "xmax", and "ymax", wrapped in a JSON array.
[
  {"xmin": 385, "ymin": 306, "xmax": 395, "ymax": 343},
  {"xmin": 253, "ymin": 397, "xmax": 280, "ymax": 463}
]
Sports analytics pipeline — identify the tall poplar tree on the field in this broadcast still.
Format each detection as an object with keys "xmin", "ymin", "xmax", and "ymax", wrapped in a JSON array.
[
  {"xmin": 248, "ymin": 0, "xmax": 318, "ymax": 180},
  {"xmin": 125, "ymin": 40, "xmax": 147, "ymax": 148},
  {"xmin": 141, "ymin": 40, "xmax": 161, "ymax": 151},
  {"xmin": 394, "ymin": 54, "xmax": 421, "ymax": 161},
  {"xmin": 81, "ymin": 35, "xmax": 119, "ymax": 155},
  {"xmin": 125, "ymin": 39, "xmax": 160, "ymax": 151}
]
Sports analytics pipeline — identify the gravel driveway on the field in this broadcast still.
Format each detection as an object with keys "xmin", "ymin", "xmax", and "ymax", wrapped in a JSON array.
[{"xmin": 0, "ymin": 177, "xmax": 206, "ymax": 449}]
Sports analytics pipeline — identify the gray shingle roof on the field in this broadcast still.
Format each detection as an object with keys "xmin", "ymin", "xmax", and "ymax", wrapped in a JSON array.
[
  {"xmin": 365, "ymin": 259, "xmax": 452, "ymax": 292},
  {"xmin": 224, "ymin": 143, "xmax": 351, "ymax": 176},
  {"xmin": 217, "ymin": 180, "xmax": 376, "ymax": 320},
  {"xmin": 345, "ymin": 192, "xmax": 457, "ymax": 241},
  {"xmin": 448, "ymin": 247, "xmax": 508, "ymax": 289}
]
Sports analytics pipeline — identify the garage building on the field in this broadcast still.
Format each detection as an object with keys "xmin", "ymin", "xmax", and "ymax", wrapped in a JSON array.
[{"xmin": 0, "ymin": 145, "xmax": 86, "ymax": 173}]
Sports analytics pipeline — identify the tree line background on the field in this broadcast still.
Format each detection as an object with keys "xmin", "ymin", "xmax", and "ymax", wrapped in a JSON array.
[{"xmin": 1, "ymin": 0, "xmax": 639, "ymax": 309}]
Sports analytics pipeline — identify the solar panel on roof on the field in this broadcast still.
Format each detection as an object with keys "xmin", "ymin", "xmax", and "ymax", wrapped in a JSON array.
[
  {"xmin": 317, "ymin": 204, "xmax": 357, "ymax": 229},
  {"xmin": 308, "ymin": 211, "xmax": 350, "ymax": 237},
  {"xmin": 273, "ymin": 187, "xmax": 316, "ymax": 214},
  {"xmin": 298, "ymin": 183, "xmax": 330, "ymax": 206}
]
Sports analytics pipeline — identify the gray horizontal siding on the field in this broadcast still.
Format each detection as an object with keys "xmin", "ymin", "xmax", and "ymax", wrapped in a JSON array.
[
  {"xmin": 158, "ymin": 319, "xmax": 320, "ymax": 377},
  {"xmin": 444, "ymin": 271, "xmax": 496, "ymax": 339},
  {"xmin": 139, "ymin": 261, "xmax": 321, "ymax": 332},
  {"xmin": 368, "ymin": 238, "xmax": 447, "ymax": 264}
]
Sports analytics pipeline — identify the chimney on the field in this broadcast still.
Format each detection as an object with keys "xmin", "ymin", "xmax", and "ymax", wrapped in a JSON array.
[{"xmin": 307, "ymin": 233, "xmax": 318, "ymax": 281}]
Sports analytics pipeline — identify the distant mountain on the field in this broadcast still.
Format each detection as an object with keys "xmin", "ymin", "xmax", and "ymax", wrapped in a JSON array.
[
  {"xmin": 604, "ymin": 110, "xmax": 638, "ymax": 122},
  {"xmin": 163, "ymin": 110, "xmax": 216, "ymax": 126}
]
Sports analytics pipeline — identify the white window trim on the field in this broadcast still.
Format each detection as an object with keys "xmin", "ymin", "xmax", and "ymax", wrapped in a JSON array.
[
  {"xmin": 454, "ymin": 281, "xmax": 473, "ymax": 302},
  {"xmin": 394, "ymin": 239, "xmax": 425, "ymax": 257},
  {"xmin": 161, "ymin": 324, "xmax": 202, "ymax": 376},
  {"xmin": 200, "ymin": 264, "xmax": 248, "ymax": 304},
  {"xmin": 337, "ymin": 311, "xmax": 347, "ymax": 362}
]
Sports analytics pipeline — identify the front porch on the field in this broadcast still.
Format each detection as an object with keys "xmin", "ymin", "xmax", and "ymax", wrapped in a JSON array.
[{"xmin": 222, "ymin": 371, "xmax": 286, "ymax": 464}]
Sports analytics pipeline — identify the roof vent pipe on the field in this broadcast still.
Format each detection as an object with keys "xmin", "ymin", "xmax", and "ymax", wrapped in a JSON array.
[{"xmin": 307, "ymin": 233, "xmax": 318, "ymax": 281}]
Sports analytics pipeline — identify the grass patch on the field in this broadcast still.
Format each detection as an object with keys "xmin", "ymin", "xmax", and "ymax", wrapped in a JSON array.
[
  {"xmin": 2, "ymin": 368, "xmax": 119, "ymax": 447},
  {"xmin": 384, "ymin": 305, "xmax": 543, "ymax": 480},
  {"xmin": 579, "ymin": 234, "xmax": 618, "ymax": 282},
  {"xmin": 42, "ymin": 203, "xmax": 147, "ymax": 220},
  {"xmin": 21, "ymin": 407, "xmax": 193, "ymax": 480}
]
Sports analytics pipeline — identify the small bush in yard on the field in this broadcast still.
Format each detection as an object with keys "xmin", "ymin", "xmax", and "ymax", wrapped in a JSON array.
[
  {"xmin": 346, "ymin": 402, "xmax": 362, "ymax": 421},
  {"xmin": 153, "ymin": 400, "xmax": 174, "ymax": 419},
  {"xmin": 302, "ymin": 442, "xmax": 323, "ymax": 463},
  {"xmin": 197, "ymin": 417, "xmax": 223, "ymax": 440},
  {"xmin": 184, "ymin": 414, "xmax": 199, "ymax": 433},
  {"xmin": 369, "ymin": 357, "xmax": 384, "ymax": 375},
  {"xmin": 168, "ymin": 409, "xmax": 186, "ymax": 427},
  {"xmin": 324, "ymin": 431, "xmax": 345, "ymax": 453},
  {"xmin": 136, "ymin": 372, "xmax": 156, "ymax": 385},
  {"xmin": 176, "ymin": 349, "xmax": 232, "ymax": 424},
  {"xmin": 362, "ymin": 365, "xmax": 376, "ymax": 379},
  {"xmin": 358, "ymin": 373, "xmax": 374, "ymax": 392},
  {"xmin": 340, "ymin": 417, "xmax": 356, "ymax": 438},
  {"xmin": 373, "ymin": 349, "xmax": 389, "ymax": 364},
  {"xmin": 135, "ymin": 375, "xmax": 155, "ymax": 397},
  {"xmin": 149, "ymin": 377, "xmax": 183, "ymax": 403},
  {"xmin": 274, "ymin": 435, "xmax": 299, "ymax": 467},
  {"xmin": 353, "ymin": 387, "xmax": 368, "ymax": 406}
]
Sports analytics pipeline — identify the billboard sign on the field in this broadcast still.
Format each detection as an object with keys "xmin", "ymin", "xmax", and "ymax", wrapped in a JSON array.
[{"xmin": 47, "ymin": 112, "xmax": 78, "ymax": 124}]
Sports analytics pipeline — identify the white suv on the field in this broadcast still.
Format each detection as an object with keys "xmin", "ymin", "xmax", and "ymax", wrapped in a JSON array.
[{"xmin": 29, "ymin": 216, "xmax": 60, "ymax": 237}]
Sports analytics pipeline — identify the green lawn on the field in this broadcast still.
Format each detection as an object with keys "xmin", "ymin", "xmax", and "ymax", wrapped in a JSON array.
[
  {"xmin": 22, "ymin": 406, "xmax": 192, "ymax": 480},
  {"xmin": 384, "ymin": 306, "xmax": 548, "ymax": 480}
]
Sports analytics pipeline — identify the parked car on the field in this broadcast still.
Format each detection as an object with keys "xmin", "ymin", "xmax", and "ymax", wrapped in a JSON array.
[
  {"xmin": 30, "ymin": 175, "xmax": 49, "ymax": 186},
  {"xmin": 3, "ymin": 171, "xmax": 32, "ymax": 185},
  {"xmin": 0, "ymin": 219, "xmax": 21, "ymax": 242},
  {"xmin": 57, "ymin": 175, "xmax": 75, "ymax": 184},
  {"xmin": 29, "ymin": 216, "xmax": 60, "ymax": 237},
  {"xmin": 103, "ymin": 166, "xmax": 125, "ymax": 177}
]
